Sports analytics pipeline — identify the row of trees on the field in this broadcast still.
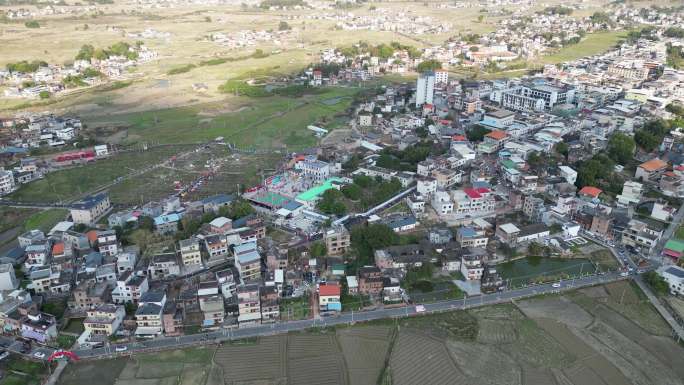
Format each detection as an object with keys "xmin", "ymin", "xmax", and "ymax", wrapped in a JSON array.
[
  {"xmin": 337, "ymin": 41, "xmax": 421, "ymax": 60},
  {"xmin": 75, "ymin": 41, "xmax": 141, "ymax": 62},
  {"xmin": 374, "ymin": 141, "xmax": 445, "ymax": 172},
  {"xmin": 6, "ymin": 60, "xmax": 47, "ymax": 73}
]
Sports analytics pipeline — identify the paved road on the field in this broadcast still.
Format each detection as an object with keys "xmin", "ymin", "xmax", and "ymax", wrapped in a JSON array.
[{"xmin": 73, "ymin": 271, "xmax": 627, "ymax": 359}]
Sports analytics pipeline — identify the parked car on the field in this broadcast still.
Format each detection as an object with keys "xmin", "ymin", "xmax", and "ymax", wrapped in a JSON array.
[
  {"xmin": 415, "ymin": 305, "xmax": 426, "ymax": 313},
  {"xmin": 0, "ymin": 350, "xmax": 9, "ymax": 361}
]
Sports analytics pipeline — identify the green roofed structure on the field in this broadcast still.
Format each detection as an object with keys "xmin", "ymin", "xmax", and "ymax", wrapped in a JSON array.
[
  {"xmin": 296, "ymin": 177, "xmax": 345, "ymax": 202},
  {"xmin": 663, "ymin": 239, "xmax": 684, "ymax": 261},
  {"xmin": 247, "ymin": 191, "xmax": 294, "ymax": 210}
]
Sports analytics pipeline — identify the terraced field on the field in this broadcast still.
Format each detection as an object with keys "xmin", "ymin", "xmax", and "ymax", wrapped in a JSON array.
[
  {"xmin": 213, "ymin": 336, "xmax": 287, "ymax": 384},
  {"xmin": 59, "ymin": 284, "xmax": 684, "ymax": 385},
  {"xmin": 389, "ymin": 330, "xmax": 462, "ymax": 385}
]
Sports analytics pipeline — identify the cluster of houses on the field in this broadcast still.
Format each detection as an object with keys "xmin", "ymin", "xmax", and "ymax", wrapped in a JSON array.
[
  {"xmin": 307, "ymin": 9, "xmax": 451, "ymax": 35},
  {"xmin": 0, "ymin": 113, "xmax": 83, "ymax": 150},
  {"xmin": 0, "ymin": 137, "xmax": 110, "ymax": 197},
  {"xmin": 209, "ymin": 29, "xmax": 293, "ymax": 49},
  {"xmin": 1, "ymin": 44, "xmax": 157, "ymax": 99},
  {"xmin": 1, "ymin": 7, "xmax": 684, "ymax": 349}
]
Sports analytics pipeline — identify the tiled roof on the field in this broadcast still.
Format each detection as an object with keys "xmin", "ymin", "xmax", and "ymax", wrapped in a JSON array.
[
  {"xmin": 579, "ymin": 186, "xmax": 602, "ymax": 198},
  {"xmin": 639, "ymin": 158, "xmax": 667, "ymax": 172},
  {"xmin": 486, "ymin": 130, "xmax": 508, "ymax": 141},
  {"xmin": 319, "ymin": 284, "xmax": 341, "ymax": 296}
]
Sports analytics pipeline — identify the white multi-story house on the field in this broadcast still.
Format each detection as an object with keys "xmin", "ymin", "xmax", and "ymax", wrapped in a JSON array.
[
  {"xmin": 83, "ymin": 304, "xmax": 125, "ymax": 337},
  {"xmin": 179, "ymin": 237, "xmax": 202, "ymax": 266},
  {"xmin": 216, "ymin": 269, "xmax": 237, "ymax": 299},
  {"xmin": 69, "ymin": 192, "xmax": 111, "ymax": 225},
  {"xmin": 621, "ymin": 220, "xmax": 663, "ymax": 252},
  {"xmin": 96, "ymin": 230, "xmax": 118, "ymax": 257},
  {"xmin": 116, "ymin": 252, "xmax": 137, "ymax": 274},
  {"xmin": 431, "ymin": 190, "xmax": 453, "ymax": 215},
  {"xmin": 0, "ymin": 169, "xmax": 15, "ymax": 195},
  {"xmin": 417, "ymin": 177, "xmax": 437, "ymax": 197},
  {"xmin": 451, "ymin": 188, "xmax": 496, "ymax": 215},
  {"xmin": 461, "ymin": 253, "xmax": 484, "ymax": 281},
  {"xmin": 658, "ymin": 265, "xmax": 684, "ymax": 296},
  {"xmin": 295, "ymin": 156, "xmax": 330, "ymax": 181},
  {"xmin": 456, "ymin": 227, "xmax": 488, "ymax": 248},
  {"xmin": 234, "ymin": 242, "xmax": 261, "ymax": 283},
  {"xmin": 135, "ymin": 290, "xmax": 166, "ymax": 336},
  {"xmin": 24, "ymin": 243, "xmax": 50, "ymax": 268},
  {"xmin": 0, "ymin": 264, "xmax": 18, "ymax": 290},
  {"xmin": 237, "ymin": 283, "xmax": 261, "ymax": 327},
  {"xmin": 111, "ymin": 271, "xmax": 149, "ymax": 304},
  {"xmin": 616, "ymin": 181, "xmax": 643, "ymax": 207}
]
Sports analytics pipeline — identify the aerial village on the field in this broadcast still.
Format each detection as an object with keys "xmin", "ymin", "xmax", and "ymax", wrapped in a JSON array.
[{"xmin": 0, "ymin": 4, "xmax": 683, "ymax": 356}]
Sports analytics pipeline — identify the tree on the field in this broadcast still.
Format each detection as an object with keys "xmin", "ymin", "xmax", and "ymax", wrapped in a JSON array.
[
  {"xmin": 415, "ymin": 59, "xmax": 442, "ymax": 72},
  {"xmin": 130, "ymin": 229, "xmax": 155, "ymax": 254},
  {"xmin": 316, "ymin": 189, "xmax": 347, "ymax": 216},
  {"xmin": 138, "ymin": 216, "xmax": 154, "ymax": 231},
  {"xmin": 278, "ymin": 21, "xmax": 291, "ymax": 30},
  {"xmin": 224, "ymin": 199, "xmax": 255, "ymax": 220},
  {"xmin": 527, "ymin": 242, "xmax": 544, "ymax": 256},
  {"xmin": 554, "ymin": 142, "xmax": 569, "ymax": 160},
  {"xmin": 350, "ymin": 224, "xmax": 399, "ymax": 266},
  {"xmin": 643, "ymin": 271, "xmax": 669, "ymax": 295},
  {"xmin": 466, "ymin": 125, "xmax": 491, "ymax": 142},
  {"xmin": 310, "ymin": 241, "xmax": 327, "ymax": 258},
  {"xmin": 664, "ymin": 27, "xmax": 684, "ymax": 39},
  {"xmin": 38, "ymin": 91, "xmax": 50, "ymax": 99},
  {"xmin": 666, "ymin": 103, "xmax": 684, "ymax": 117},
  {"xmin": 634, "ymin": 130, "xmax": 660, "ymax": 152},
  {"xmin": 341, "ymin": 183, "xmax": 362, "ymax": 200},
  {"xmin": 76, "ymin": 44, "xmax": 95, "ymax": 60},
  {"xmin": 607, "ymin": 132, "xmax": 635, "ymax": 165},
  {"xmin": 24, "ymin": 20, "xmax": 40, "ymax": 28}
]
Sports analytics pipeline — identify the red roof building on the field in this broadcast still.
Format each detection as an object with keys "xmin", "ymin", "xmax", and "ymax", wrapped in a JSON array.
[
  {"xmin": 319, "ymin": 284, "xmax": 341, "ymax": 297},
  {"xmin": 578, "ymin": 186, "xmax": 602, "ymax": 199}
]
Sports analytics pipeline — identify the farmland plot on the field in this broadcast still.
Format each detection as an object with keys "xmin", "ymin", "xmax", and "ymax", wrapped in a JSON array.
[
  {"xmin": 446, "ymin": 340, "xmax": 521, "ymax": 385},
  {"xmin": 581, "ymin": 321, "xmax": 684, "ymax": 385},
  {"xmin": 389, "ymin": 330, "xmax": 463, "ymax": 385},
  {"xmin": 535, "ymin": 318, "xmax": 631, "ymax": 385},
  {"xmin": 521, "ymin": 366, "xmax": 558, "ymax": 385},
  {"xmin": 287, "ymin": 334, "xmax": 347, "ymax": 385},
  {"xmin": 214, "ymin": 336, "xmax": 287, "ymax": 384},
  {"xmin": 337, "ymin": 326, "xmax": 393, "ymax": 385},
  {"xmin": 498, "ymin": 318, "xmax": 574, "ymax": 368}
]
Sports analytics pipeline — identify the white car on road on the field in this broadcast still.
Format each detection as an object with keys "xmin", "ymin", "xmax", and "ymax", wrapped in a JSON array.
[
  {"xmin": 33, "ymin": 351, "xmax": 46, "ymax": 359},
  {"xmin": 115, "ymin": 346, "xmax": 128, "ymax": 352},
  {"xmin": 551, "ymin": 282, "xmax": 562, "ymax": 288}
]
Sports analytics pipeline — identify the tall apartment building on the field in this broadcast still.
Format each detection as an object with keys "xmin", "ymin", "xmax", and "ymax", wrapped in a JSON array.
[
  {"xmin": 415, "ymin": 71, "xmax": 435, "ymax": 107},
  {"xmin": 434, "ymin": 69, "xmax": 449, "ymax": 84}
]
